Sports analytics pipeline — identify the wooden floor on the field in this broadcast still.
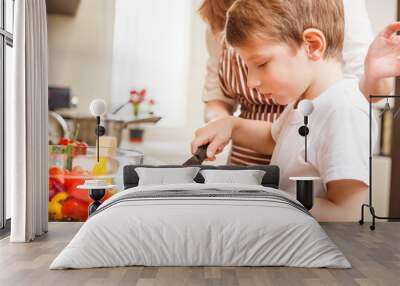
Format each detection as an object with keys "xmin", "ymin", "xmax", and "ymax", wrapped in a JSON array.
[{"xmin": 0, "ymin": 222, "xmax": 399, "ymax": 286}]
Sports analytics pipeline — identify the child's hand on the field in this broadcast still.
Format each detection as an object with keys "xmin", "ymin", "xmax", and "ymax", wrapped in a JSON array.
[
  {"xmin": 191, "ymin": 116, "xmax": 236, "ymax": 161},
  {"xmin": 365, "ymin": 22, "xmax": 400, "ymax": 81}
]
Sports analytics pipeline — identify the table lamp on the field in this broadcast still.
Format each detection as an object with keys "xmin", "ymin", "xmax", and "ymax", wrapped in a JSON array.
[
  {"xmin": 78, "ymin": 180, "xmax": 116, "ymax": 215},
  {"xmin": 298, "ymin": 100, "xmax": 314, "ymax": 162},
  {"xmin": 77, "ymin": 99, "xmax": 111, "ymax": 215},
  {"xmin": 291, "ymin": 100, "xmax": 320, "ymax": 210},
  {"xmin": 89, "ymin": 99, "xmax": 107, "ymax": 162}
]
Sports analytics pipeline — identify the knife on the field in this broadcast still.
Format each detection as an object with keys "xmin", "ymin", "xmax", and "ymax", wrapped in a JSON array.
[{"xmin": 182, "ymin": 144, "xmax": 209, "ymax": 166}]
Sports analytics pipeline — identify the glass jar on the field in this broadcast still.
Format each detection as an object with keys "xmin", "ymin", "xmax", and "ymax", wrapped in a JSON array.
[{"xmin": 48, "ymin": 145, "xmax": 143, "ymax": 221}]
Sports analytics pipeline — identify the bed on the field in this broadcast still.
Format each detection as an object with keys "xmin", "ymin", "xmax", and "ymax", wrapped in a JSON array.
[{"xmin": 49, "ymin": 165, "xmax": 350, "ymax": 269}]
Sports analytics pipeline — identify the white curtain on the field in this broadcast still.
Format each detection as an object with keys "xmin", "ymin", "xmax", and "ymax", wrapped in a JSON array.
[{"xmin": 8, "ymin": 0, "xmax": 48, "ymax": 242}]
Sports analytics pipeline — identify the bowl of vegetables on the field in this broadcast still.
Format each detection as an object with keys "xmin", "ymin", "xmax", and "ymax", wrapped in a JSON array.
[{"xmin": 48, "ymin": 138, "xmax": 143, "ymax": 221}]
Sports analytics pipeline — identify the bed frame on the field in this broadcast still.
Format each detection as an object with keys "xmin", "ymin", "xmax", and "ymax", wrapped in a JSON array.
[
  {"xmin": 122, "ymin": 164, "xmax": 317, "ymax": 211},
  {"xmin": 123, "ymin": 165, "xmax": 280, "ymax": 190}
]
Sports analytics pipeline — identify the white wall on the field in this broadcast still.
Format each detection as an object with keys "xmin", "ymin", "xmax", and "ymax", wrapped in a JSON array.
[
  {"xmin": 113, "ymin": 0, "xmax": 209, "ymax": 144},
  {"xmin": 47, "ymin": 0, "xmax": 115, "ymax": 115},
  {"xmin": 366, "ymin": 0, "xmax": 397, "ymax": 34},
  {"xmin": 119, "ymin": 0, "xmax": 210, "ymax": 163},
  {"xmin": 129, "ymin": 0, "xmax": 206, "ymax": 142},
  {"xmin": 111, "ymin": 0, "xmax": 192, "ymax": 127}
]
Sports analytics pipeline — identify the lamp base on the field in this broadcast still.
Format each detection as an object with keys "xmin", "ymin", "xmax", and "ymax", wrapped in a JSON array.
[
  {"xmin": 88, "ymin": 188, "xmax": 106, "ymax": 216},
  {"xmin": 296, "ymin": 180, "xmax": 313, "ymax": 211},
  {"xmin": 289, "ymin": 177, "xmax": 320, "ymax": 211}
]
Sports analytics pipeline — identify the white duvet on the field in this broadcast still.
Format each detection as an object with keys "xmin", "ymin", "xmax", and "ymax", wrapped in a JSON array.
[{"xmin": 50, "ymin": 183, "xmax": 351, "ymax": 269}]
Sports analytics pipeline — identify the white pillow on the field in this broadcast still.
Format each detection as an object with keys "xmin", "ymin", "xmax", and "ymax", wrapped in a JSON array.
[
  {"xmin": 135, "ymin": 167, "xmax": 201, "ymax": 186},
  {"xmin": 200, "ymin": 169, "xmax": 266, "ymax": 185}
]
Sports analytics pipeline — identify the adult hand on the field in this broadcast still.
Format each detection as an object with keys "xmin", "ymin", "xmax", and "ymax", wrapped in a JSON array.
[
  {"xmin": 364, "ymin": 22, "xmax": 400, "ymax": 81},
  {"xmin": 191, "ymin": 116, "xmax": 236, "ymax": 161}
]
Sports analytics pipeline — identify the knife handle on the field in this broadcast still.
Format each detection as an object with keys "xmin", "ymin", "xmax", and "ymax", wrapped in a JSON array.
[{"xmin": 195, "ymin": 144, "xmax": 209, "ymax": 163}]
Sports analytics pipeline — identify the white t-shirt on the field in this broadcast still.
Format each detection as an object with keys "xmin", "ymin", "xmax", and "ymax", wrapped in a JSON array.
[
  {"xmin": 202, "ymin": 0, "xmax": 374, "ymax": 104},
  {"xmin": 270, "ymin": 79, "xmax": 378, "ymax": 198}
]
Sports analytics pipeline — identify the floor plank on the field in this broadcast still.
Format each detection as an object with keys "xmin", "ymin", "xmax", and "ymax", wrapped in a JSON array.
[{"xmin": 0, "ymin": 222, "xmax": 399, "ymax": 286}]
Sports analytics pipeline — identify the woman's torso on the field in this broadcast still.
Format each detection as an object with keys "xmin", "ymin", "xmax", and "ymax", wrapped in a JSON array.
[{"xmin": 218, "ymin": 44, "xmax": 285, "ymax": 166}]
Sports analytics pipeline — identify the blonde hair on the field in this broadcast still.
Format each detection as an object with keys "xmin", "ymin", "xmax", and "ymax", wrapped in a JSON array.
[
  {"xmin": 198, "ymin": 0, "xmax": 237, "ymax": 33},
  {"xmin": 226, "ymin": 0, "xmax": 344, "ymax": 59}
]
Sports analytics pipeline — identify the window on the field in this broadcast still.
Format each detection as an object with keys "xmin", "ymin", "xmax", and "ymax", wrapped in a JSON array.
[
  {"xmin": 111, "ymin": 0, "xmax": 191, "ymax": 127},
  {"xmin": 0, "ymin": 0, "xmax": 14, "ymax": 232}
]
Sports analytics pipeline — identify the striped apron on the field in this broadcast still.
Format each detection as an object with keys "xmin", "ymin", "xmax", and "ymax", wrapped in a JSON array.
[{"xmin": 218, "ymin": 45, "xmax": 286, "ymax": 166}]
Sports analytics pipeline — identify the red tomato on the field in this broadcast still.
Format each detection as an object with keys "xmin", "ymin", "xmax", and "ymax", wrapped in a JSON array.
[
  {"xmin": 64, "ymin": 167, "xmax": 90, "ymax": 190},
  {"xmin": 64, "ymin": 176, "xmax": 85, "ymax": 190},
  {"xmin": 68, "ymin": 186, "xmax": 92, "ymax": 204},
  {"xmin": 48, "ymin": 178, "xmax": 53, "ymax": 190},
  {"xmin": 75, "ymin": 142, "xmax": 87, "ymax": 155},
  {"xmin": 58, "ymin": 138, "xmax": 70, "ymax": 145},
  {"xmin": 51, "ymin": 179, "xmax": 66, "ymax": 194},
  {"xmin": 62, "ymin": 198, "xmax": 89, "ymax": 221},
  {"xmin": 80, "ymin": 142, "xmax": 87, "ymax": 155},
  {"xmin": 49, "ymin": 166, "xmax": 65, "ymax": 183},
  {"xmin": 70, "ymin": 141, "xmax": 88, "ymax": 156}
]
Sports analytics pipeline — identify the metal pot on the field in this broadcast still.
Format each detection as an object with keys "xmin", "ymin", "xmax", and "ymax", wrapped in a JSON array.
[
  {"xmin": 71, "ymin": 116, "xmax": 161, "ymax": 146},
  {"xmin": 49, "ymin": 111, "xmax": 70, "ymax": 144}
]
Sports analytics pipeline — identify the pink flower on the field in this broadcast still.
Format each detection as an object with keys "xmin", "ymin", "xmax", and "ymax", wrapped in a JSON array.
[
  {"xmin": 131, "ymin": 94, "xmax": 141, "ymax": 104},
  {"xmin": 130, "ymin": 89, "xmax": 146, "ymax": 104},
  {"xmin": 139, "ymin": 89, "xmax": 146, "ymax": 97}
]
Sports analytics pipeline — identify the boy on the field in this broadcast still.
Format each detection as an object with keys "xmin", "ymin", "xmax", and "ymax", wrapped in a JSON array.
[{"xmin": 191, "ymin": 0, "xmax": 378, "ymax": 221}]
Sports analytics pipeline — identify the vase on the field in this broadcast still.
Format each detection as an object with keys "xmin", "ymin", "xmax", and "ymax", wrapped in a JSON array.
[
  {"xmin": 132, "ymin": 103, "xmax": 139, "ymax": 118},
  {"xmin": 129, "ymin": 128, "xmax": 144, "ymax": 143}
]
